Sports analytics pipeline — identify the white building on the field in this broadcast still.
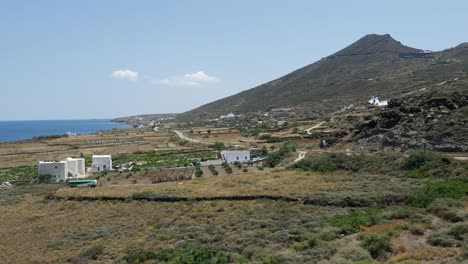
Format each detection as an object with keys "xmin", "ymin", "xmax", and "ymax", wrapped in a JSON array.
[
  {"xmin": 220, "ymin": 151, "xmax": 250, "ymax": 164},
  {"xmin": 38, "ymin": 157, "xmax": 86, "ymax": 182},
  {"xmin": 92, "ymin": 155, "xmax": 112, "ymax": 171},
  {"xmin": 368, "ymin": 96, "xmax": 388, "ymax": 107}
]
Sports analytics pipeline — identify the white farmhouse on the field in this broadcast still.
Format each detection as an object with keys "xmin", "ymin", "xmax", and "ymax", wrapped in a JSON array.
[
  {"xmin": 220, "ymin": 151, "xmax": 250, "ymax": 164},
  {"xmin": 92, "ymin": 155, "xmax": 112, "ymax": 171},
  {"xmin": 38, "ymin": 157, "xmax": 86, "ymax": 182}
]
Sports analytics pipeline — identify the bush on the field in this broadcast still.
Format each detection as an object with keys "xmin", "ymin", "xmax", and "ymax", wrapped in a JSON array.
[
  {"xmin": 266, "ymin": 142, "xmax": 296, "ymax": 167},
  {"xmin": 131, "ymin": 191, "xmax": 154, "ymax": 199},
  {"xmin": 243, "ymin": 168, "xmax": 248, "ymax": 173},
  {"xmin": 124, "ymin": 248, "xmax": 157, "ymax": 263},
  {"xmin": 360, "ymin": 233, "xmax": 392, "ymax": 258},
  {"xmin": 427, "ymin": 198, "xmax": 463, "ymax": 222},
  {"xmin": 384, "ymin": 208, "xmax": 413, "ymax": 220},
  {"xmin": 234, "ymin": 161, "xmax": 242, "ymax": 169},
  {"xmin": 209, "ymin": 142, "xmax": 226, "ymax": 151},
  {"xmin": 155, "ymin": 243, "xmax": 229, "ymax": 264},
  {"xmin": 331, "ymin": 245, "xmax": 372, "ymax": 263},
  {"xmin": 257, "ymin": 166, "xmax": 264, "ymax": 171},
  {"xmin": 402, "ymin": 150, "xmax": 436, "ymax": 170},
  {"xmin": 208, "ymin": 165, "xmax": 219, "ymax": 176},
  {"xmin": 262, "ymin": 253, "xmax": 281, "ymax": 264},
  {"xmin": 266, "ymin": 137, "xmax": 282, "ymax": 143},
  {"xmin": 402, "ymin": 150, "xmax": 455, "ymax": 178},
  {"xmin": 79, "ymin": 244, "xmax": 104, "ymax": 260},
  {"xmin": 408, "ymin": 179, "xmax": 468, "ymax": 208},
  {"xmin": 195, "ymin": 166, "xmax": 203, "ymax": 177},
  {"xmin": 329, "ymin": 209, "xmax": 382, "ymax": 235},
  {"xmin": 448, "ymin": 223, "xmax": 468, "ymax": 240},
  {"xmin": 428, "ymin": 230, "xmax": 462, "ymax": 247},
  {"xmin": 409, "ymin": 226, "xmax": 424, "ymax": 235}
]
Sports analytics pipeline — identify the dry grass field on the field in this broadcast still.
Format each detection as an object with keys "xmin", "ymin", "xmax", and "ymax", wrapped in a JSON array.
[
  {"xmin": 55, "ymin": 170, "xmax": 420, "ymax": 202},
  {"xmin": 1, "ymin": 171, "xmax": 465, "ymax": 263},
  {"xmin": 0, "ymin": 129, "xmax": 173, "ymax": 168}
]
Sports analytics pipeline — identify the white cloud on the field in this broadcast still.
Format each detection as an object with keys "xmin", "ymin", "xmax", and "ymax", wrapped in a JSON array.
[
  {"xmin": 158, "ymin": 71, "xmax": 220, "ymax": 87},
  {"xmin": 110, "ymin": 69, "xmax": 139, "ymax": 82}
]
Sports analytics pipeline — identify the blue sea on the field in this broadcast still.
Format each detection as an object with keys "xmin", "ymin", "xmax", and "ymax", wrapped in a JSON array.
[{"xmin": 0, "ymin": 119, "xmax": 131, "ymax": 143}]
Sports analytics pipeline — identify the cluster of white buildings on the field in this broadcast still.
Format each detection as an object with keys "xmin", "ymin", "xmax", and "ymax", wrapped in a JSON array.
[{"xmin": 38, "ymin": 155, "xmax": 112, "ymax": 182}]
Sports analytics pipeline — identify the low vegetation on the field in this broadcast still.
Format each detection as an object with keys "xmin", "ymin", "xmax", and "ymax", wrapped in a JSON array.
[
  {"xmin": 0, "ymin": 166, "xmax": 38, "ymax": 182},
  {"xmin": 265, "ymin": 142, "xmax": 296, "ymax": 167},
  {"xmin": 113, "ymin": 150, "xmax": 217, "ymax": 169}
]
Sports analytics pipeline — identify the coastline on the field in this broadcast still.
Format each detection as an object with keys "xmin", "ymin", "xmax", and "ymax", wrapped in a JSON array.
[{"xmin": 0, "ymin": 119, "xmax": 131, "ymax": 144}]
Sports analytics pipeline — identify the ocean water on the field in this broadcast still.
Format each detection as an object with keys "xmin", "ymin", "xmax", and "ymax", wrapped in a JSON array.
[{"xmin": 0, "ymin": 119, "xmax": 131, "ymax": 143}]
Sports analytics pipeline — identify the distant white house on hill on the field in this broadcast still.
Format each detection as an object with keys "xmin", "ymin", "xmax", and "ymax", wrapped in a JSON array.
[
  {"xmin": 220, "ymin": 150, "xmax": 250, "ymax": 164},
  {"xmin": 38, "ymin": 157, "xmax": 86, "ymax": 181},
  {"xmin": 368, "ymin": 96, "xmax": 388, "ymax": 107},
  {"xmin": 92, "ymin": 155, "xmax": 112, "ymax": 172}
]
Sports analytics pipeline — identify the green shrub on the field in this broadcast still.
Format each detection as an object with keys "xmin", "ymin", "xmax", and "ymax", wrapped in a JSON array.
[
  {"xmin": 360, "ymin": 233, "xmax": 391, "ymax": 258},
  {"xmin": 402, "ymin": 151, "xmax": 455, "ymax": 178},
  {"xmin": 403, "ymin": 150, "xmax": 435, "ymax": 169},
  {"xmin": 384, "ymin": 208, "xmax": 413, "ymax": 220},
  {"xmin": 79, "ymin": 244, "xmax": 104, "ymax": 260},
  {"xmin": 318, "ymin": 227, "xmax": 341, "ymax": 241},
  {"xmin": 131, "ymin": 191, "xmax": 154, "ymax": 199},
  {"xmin": 331, "ymin": 245, "xmax": 372, "ymax": 263},
  {"xmin": 262, "ymin": 253, "xmax": 281, "ymax": 264},
  {"xmin": 407, "ymin": 169, "xmax": 427, "ymax": 179},
  {"xmin": 448, "ymin": 223, "xmax": 468, "ymax": 240},
  {"xmin": 408, "ymin": 179, "xmax": 468, "ymax": 208},
  {"xmin": 195, "ymin": 166, "xmax": 203, "ymax": 177},
  {"xmin": 266, "ymin": 137, "xmax": 282, "ymax": 143},
  {"xmin": 291, "ymin": 241, "xmax": 306, "ymax": 251},
  {"xmin": 243, "ymin": 168, "xmax": 248, "ymax": 173},
  {"xmin": 428, "ymin": 230, "xmax": 462, "ymax": 247},
  {"xmin": 124, "ymin": 248, "xmax": 156, "ymax": 263},
  {"xmin": 257, "ymin": 166, "xmax": 264, "ymax": 171},
  {"xmin": 427, "ymin": 199, "xmax": 463, "ymax": 222},
  {"xmin": 329, "ymin": 209, "xmax": 382, "ymax": 235},
  {"xmin": 209, "ymin": 142, "xmax": 226, "ymax": 151},
  {"xmin": 155, "ymin": 243, "xmax": 229, "ymax": 264},
  {"xmin": 409, "ymin": 226, "xmax": 424, "ymax": 235},
  {"xmin": 266, "ymin": 142, "xmax": 296, "ymax": 167}
]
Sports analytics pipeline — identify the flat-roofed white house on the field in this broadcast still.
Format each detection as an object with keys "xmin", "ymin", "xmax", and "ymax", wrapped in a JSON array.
[
  {"xmin": 38, "ymin": 157, "xmax": 86, "ymax": 181},
  {"xmin": 220, "ymin": 151, "xmax": 250, "ymax": 164},
  {"xmin": 92, "ymin": 155, "xmax": 112, "ymax": 171}
]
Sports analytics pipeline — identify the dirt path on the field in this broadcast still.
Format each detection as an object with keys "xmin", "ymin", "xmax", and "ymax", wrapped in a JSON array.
[
  {"xmin": 293, "ymin": 151, "xmax": 307, "ymax": 163},
  {"xmin": 173, "ymin": 130, "xmax": 207, "ymax": 144},
  {"xmin": 305, "ymin": 121, "xmax": 325, "ymax": 135}
]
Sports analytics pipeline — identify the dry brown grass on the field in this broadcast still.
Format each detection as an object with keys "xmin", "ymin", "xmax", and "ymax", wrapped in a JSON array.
[
  {"xmin": 55, "ymin": 170, "xmax": 416, "ymax": 202},
  {"xmin": 0, "ymin": 184, "xmax": 348, "ymax": 263},
  {"xmin": 0, "ymin": 130, "xmax": 172, "ymax": 168},
  {"xmin": 364, "ymin": 220, "xmax": 409, "ymax": 234},
  {"xmin": 390, "ymin": 244, "xmax": 461, "ymax": 262}
]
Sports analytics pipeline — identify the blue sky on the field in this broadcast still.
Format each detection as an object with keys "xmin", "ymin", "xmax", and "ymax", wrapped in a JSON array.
[{"xmin": 1, "ymin": 0, "xmax": 467, "ymax": 120}]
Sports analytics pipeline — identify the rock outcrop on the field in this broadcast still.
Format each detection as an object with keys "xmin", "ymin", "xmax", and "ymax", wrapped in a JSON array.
[{"xmin": 352, "ymin": 88, "xmax": 468, "ymax": 152}]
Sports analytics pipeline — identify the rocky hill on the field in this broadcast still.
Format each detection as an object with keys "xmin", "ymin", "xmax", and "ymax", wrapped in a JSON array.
[
  {"xmin": 178, "ymin": 34, "xmax": 467, "ymax": 121},
  {"xmin": 351, "ymin": 79, "xmax": 468, "ymax": 152}
]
